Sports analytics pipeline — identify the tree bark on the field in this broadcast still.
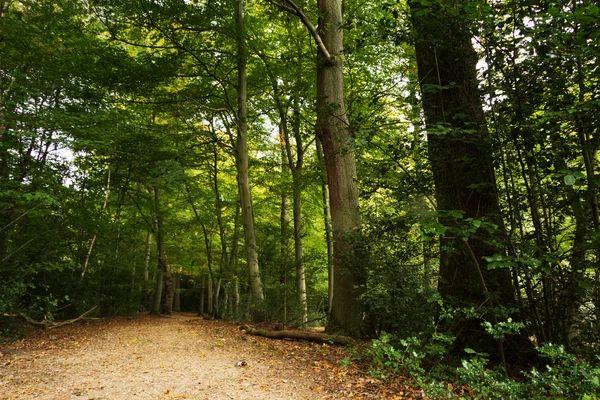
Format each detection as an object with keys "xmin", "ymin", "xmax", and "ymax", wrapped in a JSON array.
[{"xmin": 236, "ymin": 0, "xmax": 264, "ymax": 303}]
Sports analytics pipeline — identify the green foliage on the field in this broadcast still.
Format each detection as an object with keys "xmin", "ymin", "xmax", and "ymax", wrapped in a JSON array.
[
  {"xmin": 0, "ymin": 281, "xmax": 27, "ymax": 316},
  {"xmin": 365, "ymin": 330, "xmax": 600, "ymax": 400}
]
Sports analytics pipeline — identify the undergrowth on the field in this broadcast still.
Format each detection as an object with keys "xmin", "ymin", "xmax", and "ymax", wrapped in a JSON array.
[{"xmin": 359, "ymin": 331, "xmax": 600, "ymax": 399}]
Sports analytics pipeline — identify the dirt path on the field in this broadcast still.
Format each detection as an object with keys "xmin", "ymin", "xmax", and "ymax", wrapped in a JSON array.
[{"xmin": 0, "ymin": 313, "xmax": 350, "ymax": 400}]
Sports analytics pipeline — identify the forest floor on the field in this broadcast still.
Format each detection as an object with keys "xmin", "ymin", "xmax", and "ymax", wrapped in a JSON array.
[{"xmin": 0, "ymin": 313, "xmax": 422, "ymax": 400}]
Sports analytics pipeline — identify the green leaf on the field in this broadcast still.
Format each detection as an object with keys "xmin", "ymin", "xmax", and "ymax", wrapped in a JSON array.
[{"xmin": 564, "ymin": 174, "xmax": 577, "ymax": 185}]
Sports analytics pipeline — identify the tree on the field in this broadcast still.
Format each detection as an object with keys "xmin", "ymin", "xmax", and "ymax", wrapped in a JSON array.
[
  {"xmin": 236, "ymin": 0, "xmax": 265, "ymax": 306},
  {"xmin": 267, "ymin": 0, "xmax": 367, "ymax": 337},
  {"xmin": 409, "ymin": 0, "xmax": 520, "ymax": 360}
]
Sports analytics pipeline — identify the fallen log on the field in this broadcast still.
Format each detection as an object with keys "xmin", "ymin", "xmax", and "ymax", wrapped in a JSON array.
[
  {"xmin": 2, "ymin": 306, "xmax": 98, "ymax": 329},
  {"xmin": 244, "ymin": 328, "xmax": 356, "ymax": 346}
]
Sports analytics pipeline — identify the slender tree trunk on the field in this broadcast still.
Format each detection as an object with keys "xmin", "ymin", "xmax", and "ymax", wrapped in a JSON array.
[
  {"xmin": 214, "ymin": 277, "xmax": 222, "ymax": 317},
  {"xmin": 280, "ymin": 130, "xmax": 291, "ymax": 326},
  {"xmin": 290, "ymin": 110, "xmax": 308, "ymax": 324},
  {"xmin": 152, "ymin": 187, "xmax": 173, "ymax": 315},
  {"xmin": 236, "ymin": 0, "xmax": 264, "ymax": 304},
  {"xmin": 143, "ymin": 231, "xmax": 152, "ymax": 282},
  {"xmin": 201, "ymin": 223, "xmax": 214, "ymax": 315},
  {"xmin": 81, "ymin": 165, "xmax": 111, "ymax": 281},
  {"xmin": 574, "ymin": 74, "xmax": 600, "ymax": 322},
  {"xmin": 211, "ymin": 141, "xmax": 229, "ymax": 318},
  {"xmin": 230, "ymin": 200, "xmax": 242, "ymax": 318},
  {"xmin": 234, "ymin": 277, "xmax": 240, "ymax": 318},
  {"xmin": 0, "ymin": 112, "xmax": 9, "ymax": 264},
  {"xmin": 316, "ymin": 138, "xmax": 334, "ymax": 313},
  {"xmin": 316, "ymin": 0, "xmax": 365, "ymax": 337},
  {"xmin": 208, "ymin": 277, "xmax": 214, "ymax": 315}
]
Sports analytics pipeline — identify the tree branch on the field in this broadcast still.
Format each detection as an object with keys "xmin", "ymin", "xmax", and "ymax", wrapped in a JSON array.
[{"xmin": 266, "ymin": 0, "xmax": 332, "ymax": 61}]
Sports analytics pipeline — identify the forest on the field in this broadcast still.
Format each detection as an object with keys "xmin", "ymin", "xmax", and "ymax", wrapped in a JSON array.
[{"xmin": 1, "ymin": 0, "xmax": 599, "ymax": 397}]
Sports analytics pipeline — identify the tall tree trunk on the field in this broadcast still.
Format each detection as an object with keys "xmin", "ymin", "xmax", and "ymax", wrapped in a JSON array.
[
  {"xmin": 236, "ymin": 0, "xmax": 264, "ymax": 304},
  {"xmin": 280, "ymin": 130, "xmax": 291, "ymax": 326},
  {"xmin": 316, "ymin": 138, "xmax": 334, "ymax": 313},
  {"xmin": 316, "ymin": 0, "xmax": 365, "ymax": 337},
  {"xmin": 230, "ymin": 200, "xmax": 242, "ymax": 318},
  {"xmin": 154, "ymin": 187, "xmax": 173, "ymax": 315},
  {"xmin": 211, "ymin": 141, "xmax": 229, "ymax": 318},
  {"xmin": 0, "ymin": 111, "xmax": 9, "ymax": 264},
  {"xmin": 290, "ymin": 109, "xmax": 307, "ymax": 323},
  {"xmin": 409, "ymin": 0, "xmax": 520, "ymax": 361}
]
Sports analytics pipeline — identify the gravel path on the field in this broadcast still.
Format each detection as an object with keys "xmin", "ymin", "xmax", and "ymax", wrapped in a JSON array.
[{"xmin": 0, "ymin": 313, "xmax": 343, "ymax": 400}]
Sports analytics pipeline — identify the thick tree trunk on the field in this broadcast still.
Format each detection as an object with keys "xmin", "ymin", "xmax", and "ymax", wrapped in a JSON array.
[
  {"xmin": 236, "ymin": 0, "xmax": 264, "ymax": 303},
  {"xmin": 316, "ymin": 0, "xmax": 366, "ymax": 337},
  {"xmin": 409, "ymin": 0, "xmax": 519, "ymax": 360}
]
